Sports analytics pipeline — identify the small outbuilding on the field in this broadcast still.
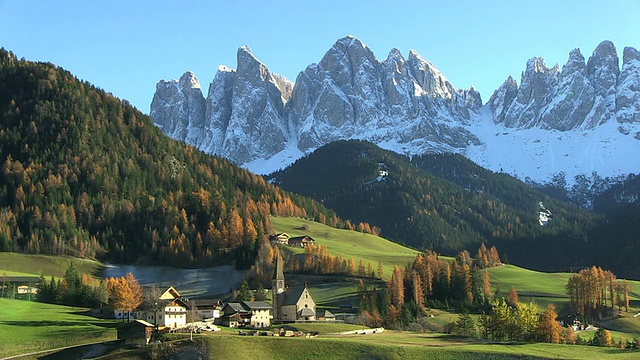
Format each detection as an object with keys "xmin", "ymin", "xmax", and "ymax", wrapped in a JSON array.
[{"xmin": 117, "ymin": 320, "xmax": 154, "ymax": 346}]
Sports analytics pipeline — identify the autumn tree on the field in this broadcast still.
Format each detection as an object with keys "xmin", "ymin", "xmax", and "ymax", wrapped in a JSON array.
[
  {"xmin": 507, "ymin": 286, "xmax": 519, "ymax": 308},
  {"xmin": 561, "ymin": 326, "xmax": 577, "ymax": 345},
  {"xmin": 107, "ymin": 273, "xmax": 143, "ymax": 322},
  {"xmin": 482, "ymin": 271, "xmax": 492, "ymax": 303},
  {"xmin": 537, "ymin": 304, "xmax": 562, "ymax": 344},
  {"xmin": 388, "ymin": 265, "xmax": 404, "ymax": 308}
]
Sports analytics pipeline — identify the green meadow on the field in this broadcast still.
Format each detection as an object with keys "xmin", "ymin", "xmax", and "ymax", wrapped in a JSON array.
[
  {"xmin": 270, "ymin": 216, "xmax": 421, "ymax": 278},
  {"xmin": 141, "ymin": 332, "xmax": 640, "ymax": 360},
  {"xmin": 0, "ymin": 252, "xmax": 104, "ymax": 279},
  {"xmin": 0, "ymin": 298, "xmax": 118, "ymax": 357}
]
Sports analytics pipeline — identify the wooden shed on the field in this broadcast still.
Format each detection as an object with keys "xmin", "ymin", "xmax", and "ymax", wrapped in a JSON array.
[{"xmin": 117, "ymin": 319, "xmax": 154, "ymax": 346}]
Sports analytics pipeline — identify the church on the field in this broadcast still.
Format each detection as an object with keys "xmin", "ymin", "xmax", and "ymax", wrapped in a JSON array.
[{"xmin": 271, "ymin": 255, "xmax": 317, "ymax": 322}]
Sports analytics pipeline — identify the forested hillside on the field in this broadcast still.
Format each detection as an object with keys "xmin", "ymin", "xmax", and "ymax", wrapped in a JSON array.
[
  {"xmin": 267, "ymin": 140, "xmax": 602, "ymax": 271},
  {"xmin": 0, "ymin": 49, "xmax": 341, "ymax": 268}
]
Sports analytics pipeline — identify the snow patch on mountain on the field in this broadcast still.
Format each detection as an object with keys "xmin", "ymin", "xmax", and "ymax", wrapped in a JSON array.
[{"xmin": 465, "ymin": 105, "xmax": 640, "ymax": 185}]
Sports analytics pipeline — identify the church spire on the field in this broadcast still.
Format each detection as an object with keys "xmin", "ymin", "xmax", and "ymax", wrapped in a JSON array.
[{"xmin": 274, "ymin": 253, "xmax": 284, "ymax": 281}]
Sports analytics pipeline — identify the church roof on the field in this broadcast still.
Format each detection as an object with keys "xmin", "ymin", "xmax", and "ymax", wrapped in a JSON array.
[
  {"xmin": 299, "ymin": 308, "xmax": 315, "ymax": 317},
  {"xmin": 282, "ymin": 285, "xmax": 307, "ymax": 306}
]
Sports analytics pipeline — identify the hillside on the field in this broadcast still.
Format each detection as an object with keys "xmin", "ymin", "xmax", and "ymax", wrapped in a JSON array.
[
  {"xmin": 0, "ymin": 49, "xmax": 341, "ymax": 268},
  {"xmin": 271, "ymin": 216, "xmax": 420, "ymax": 279},
  {"xmin": 267, "ymin": 140, "xmax": 601, "ymax": 272}
]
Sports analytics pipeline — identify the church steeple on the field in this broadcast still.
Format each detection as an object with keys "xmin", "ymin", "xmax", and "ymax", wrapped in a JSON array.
[
  {"xmin": 273, "ymin": 254, "xmax": 285, "ymax": 294},
  {"xmin": 272, "ymin": 253, "xmax": 286, "ymax": 321},
  {"xmin": 274, "ymin": 253, "xmax": 284, "ymax": 282}
]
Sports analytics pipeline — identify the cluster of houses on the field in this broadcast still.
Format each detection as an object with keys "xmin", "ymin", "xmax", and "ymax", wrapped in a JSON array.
[
  {"xmin": 115, "ymin": 254, "xmax": 335, "ymax": 344},
  {"xmin": 269, "ymin": 233, "xmax": 315, "ymax": 248}
]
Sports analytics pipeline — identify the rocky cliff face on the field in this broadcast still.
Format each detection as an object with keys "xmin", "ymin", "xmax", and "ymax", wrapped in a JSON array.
[
  {"xmin": 151, "ymin": 36, "xmax": 482, "ymax": 165},
  {"xmin": 488, "ymin": 40, "xmax": 635, "ymax": 132},
  {"xmin": 151, "ymin": 37, "xmax": 640, "ymax": 183}
]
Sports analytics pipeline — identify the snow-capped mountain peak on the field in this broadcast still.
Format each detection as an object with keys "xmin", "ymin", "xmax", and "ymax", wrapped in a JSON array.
[{"xmin": 151, "ymin": 36, "xmax": 640, "ymax": 187}]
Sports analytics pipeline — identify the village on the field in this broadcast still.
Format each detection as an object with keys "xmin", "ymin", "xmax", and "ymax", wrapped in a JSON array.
[{"xmin": 112, "ymin": 233, "xmax": 372, "ymax": 347}]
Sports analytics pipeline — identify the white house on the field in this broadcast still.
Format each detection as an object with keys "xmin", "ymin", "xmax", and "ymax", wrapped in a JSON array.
[{"xmin": 138, "ymin": 286, "xmax": 189, "ymax": 329}]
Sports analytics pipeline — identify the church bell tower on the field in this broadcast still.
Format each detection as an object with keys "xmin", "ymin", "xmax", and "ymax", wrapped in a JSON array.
[{"xmin": 272, "ymin": 254, "xmax": 285, "ymax": 321}]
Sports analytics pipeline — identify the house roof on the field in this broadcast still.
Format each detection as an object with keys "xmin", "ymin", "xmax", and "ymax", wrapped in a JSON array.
[
  {"xmin": 190, "ymin": 298, "xmax": 221, "ymax": 309},
  {"xmin": 282, "ymin": 285, "xmax": 307, "ymax": 306},
  {"xmin": 159, "ymin": 286, "xmax": 180, "ymax": 300},
  {"xmin": 223, "ymin": 302, "xmax": 248, "ymax": 313},
  {"xmin": 168, "ymin": 298, "xmax": 189, "ymax": 309},
  {"xmin": 133, "ymin": 319, "xmax": 155, "ymax": 327},
  {"xmin": 242, "ymin": 301, "xmax": 272, "ymax": 310},
  {"xmin": 317, "ymin": 309, "xmax": 335, "ymax": 318},
  {"xmin": 288, "ymin": 236, "xmax": 314, "ymax": 242}
]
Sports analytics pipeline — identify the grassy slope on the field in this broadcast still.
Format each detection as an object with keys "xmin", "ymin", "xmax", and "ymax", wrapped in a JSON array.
[
  {"xmin": 159, "ymin": 332, "xmax": 640, "ymax": 360},
  {"xmin": 0, "ymin": 298, "xmax": 118, "ymax": 357},
  {"xmin": 271, "ymin": 216, "xmax": 420, "ymax": 278},
  {"xmin": 0, "ymin": 252, "xmax": 104, "ymax": 279},
  {"xmin": 272, "ymin": 216, "xmax": 640, "ymax": 337}
]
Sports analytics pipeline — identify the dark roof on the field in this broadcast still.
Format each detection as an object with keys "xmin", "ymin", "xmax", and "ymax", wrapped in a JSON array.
[
  {"xmin": 317, "ymin": 309, "xmax": 335, "ymax": 318},
  {"xmin": 170, "ymin": 298, "xmax": 189, "ymax": 308},
  {"xmin": 242, "ymin": 301, "xmax": 272, "ymax": 310},
  {"xmin": 223, "ymin": 302, "xmax": 248, "ymax": 313},
  {"xmin": 288, "ymin": 236, "xmax": 314, "ymax": 242},
  {"xmin": 282, "ymin": 286, "xmax": 306, "ymax": 306},
  {"xmin": 190, "ymin": 298, "xmax": 221, "ymax": 308}
]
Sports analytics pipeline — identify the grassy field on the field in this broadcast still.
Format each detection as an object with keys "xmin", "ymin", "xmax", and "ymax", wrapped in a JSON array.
[
  {"xmin": 0, "ymin": 298, "xmax": 118, "ymax": 357},
  {"xmin": 272, "ymin": 322, "xmax": 368, "ymax": 334},
  {"xmin": 271, "ymin": 216, "xmax": 420, "ymax": 278},
  {"xmin": 0, "ymin": 252, "xmax": 104, "ymax": 279},
  {"xmin": 137, "ymin": 331, "xmax": 640, "ymax": 360}
]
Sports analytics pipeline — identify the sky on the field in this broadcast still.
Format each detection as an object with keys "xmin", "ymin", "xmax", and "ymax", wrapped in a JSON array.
[{"xmin": 1, "ymin": 1, "xmax": 639, "ymax": 114}]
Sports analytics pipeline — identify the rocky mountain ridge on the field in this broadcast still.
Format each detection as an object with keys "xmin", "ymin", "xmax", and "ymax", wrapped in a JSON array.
[{"xmin": 151, "ymin": 36, "xmax": 640, "ymax": 185}]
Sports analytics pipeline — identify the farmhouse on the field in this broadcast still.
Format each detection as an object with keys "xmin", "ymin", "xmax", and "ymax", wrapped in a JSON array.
[
  {"xmin": 272, "ymin": 256, "xmax": 317, "ymax": 322},
  {"xmin": 269, "ymin": 232, "xmax": 290, "ymax": 245},
  {"xmin": 190, "ymin": 298, "xmax": 222, "ymax": 321},
  {"xmin": 138, "ymin": 286, "xmax": 189, "ymax": 329},
  {"xmin": 287, "ymin": 235, "xmax": 315, "ymax": 248},
  {"xmin": 220, "ymin": 301, "xmax": 272, "ymax": 328},
  {"xmin": 269, "ymin": 233, "xmax": 315, "ymax": 248}
]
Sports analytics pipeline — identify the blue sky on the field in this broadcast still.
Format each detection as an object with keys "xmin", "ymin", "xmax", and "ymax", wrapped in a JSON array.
[{"xmin": 1, "ymin": 1, "xmax": 639, "ymax": 114}]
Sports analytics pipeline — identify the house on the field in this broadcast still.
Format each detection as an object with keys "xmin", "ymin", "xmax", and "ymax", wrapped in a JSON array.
[
  {"xmin": 316, "ymin": 309, "xmax": 336, "ymax": 321},
  {"xmin": 117, "ymin": 320, "xmax": 154, "ymax": 346},
  {"xmin": 220, "ymin": 301, "xmax": 272, "ymax": 328},
  {"xmin": 272, "ymin": 256, "xmax": 317, "ymax": 322},
  {"xmin": 220, "ymin": 302, "xmax": 251, "ymax": 328},
  {"xmin": 269, "ymin": 232, "xmax": 290, "ymax": 245},
  {"xmin": 190, "ymin": 298, "xmax": 222, "ymax": 321},
  {"xmin": 137, "ymin": 286, "xmax": 189, "ymax": 329},
  {"xmin": 242, "ymin": 301, "xmax": 272, "ymax": 328},
  {"xmin": 287, "ymin": 236, "xmax": 315, "ymax": 248}
]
